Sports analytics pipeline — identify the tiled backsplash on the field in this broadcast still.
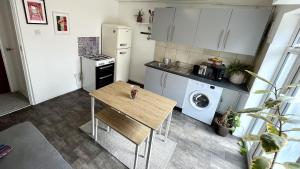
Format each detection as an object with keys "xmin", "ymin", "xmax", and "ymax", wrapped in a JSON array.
[
  {"xmin": 78, "ymin": 37, "xmax": 100, "ymax": 56},
  {"xmin": 154, "ymin": 41, "xmax": 255, "ymax": 66}
]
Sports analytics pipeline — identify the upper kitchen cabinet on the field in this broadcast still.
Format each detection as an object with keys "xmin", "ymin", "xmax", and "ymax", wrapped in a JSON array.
[
  {"xmin": 222, "ymin": 8, "xmax": 272, "ymax": 56},
  {"xmin": 171, "ymin": 8, "xmax": 201, "ymax": 46},
  {"xmin": 194, "ymin": 8, "xmax": 232, "ymax": 51},
  {"xmin": 151, "ymin": 8, "xmax": 175, "ymax": 42}
]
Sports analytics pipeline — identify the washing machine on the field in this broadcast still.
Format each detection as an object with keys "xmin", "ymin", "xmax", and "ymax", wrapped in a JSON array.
[{"xmin": 182, "ymin": 79, "xmax": 223, "ymax": 125}]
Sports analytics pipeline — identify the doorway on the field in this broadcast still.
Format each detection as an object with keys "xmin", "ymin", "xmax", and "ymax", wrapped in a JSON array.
[
  {"xmin": 0, "ymin": 49, "xmax": 10, "ymax": 94},
  {"xmin": 0, "ymin": 0, "xmax": 30, "ymax": 117}
]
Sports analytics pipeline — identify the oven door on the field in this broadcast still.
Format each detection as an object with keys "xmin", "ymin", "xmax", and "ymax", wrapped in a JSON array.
[{"xmin": 96, "ymin": 63, "xmax": 114, "ymax": 89}]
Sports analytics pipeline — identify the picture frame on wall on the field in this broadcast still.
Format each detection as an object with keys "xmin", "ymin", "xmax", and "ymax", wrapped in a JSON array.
[
  {"xmin": 22, "ymin": 0, "xmax": 48, "ymax": 24},
  {"xmin": 52, "ymin": 12, "xmax": 70, "ymax": 34}
]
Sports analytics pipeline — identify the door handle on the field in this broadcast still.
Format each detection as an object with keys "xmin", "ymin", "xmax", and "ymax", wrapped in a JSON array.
[
  {"xmin": 99, "ymin": 74, "xmax": 113, "ymax": 80},
  {"xmin": 223, "ymin": 30, "xmax": 230, "ymax": 49},
  {"xmin": 120, "ymin": 43, "xmax": 127, "ymax": 47},
  {"xmin": 99, "ymin": 65, "xmax": 113, "ymax": 69},
  {"xmin": 119, "ymin": 52, "xmax": 127, "ymax": 55},
  {"xmin": 217, "ymin": 30, "xmax": 224, "ymax": 49}
]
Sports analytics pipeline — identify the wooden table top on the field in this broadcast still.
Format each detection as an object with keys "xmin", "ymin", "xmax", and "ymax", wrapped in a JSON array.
[{"xmin": 90, "ymin": 81, "xmax": 177, "ymax": 130}]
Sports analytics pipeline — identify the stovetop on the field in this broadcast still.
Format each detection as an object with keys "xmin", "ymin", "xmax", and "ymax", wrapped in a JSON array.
[{"xmin": 84, "ymin": 54, "xmax": 112, "ymax": 61}]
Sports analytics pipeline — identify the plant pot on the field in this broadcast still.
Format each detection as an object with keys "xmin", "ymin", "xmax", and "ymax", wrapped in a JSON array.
[
  {"xmin": 214, "ymin": 118, "xmax": 230, "ymax": 137},
  {"xmin": 229, "ymin": 72, "xmax": 245, "ymax": 85},
  {"xmin": 136, "ymin": 16, "xmax": 143, "ymax": 23}
]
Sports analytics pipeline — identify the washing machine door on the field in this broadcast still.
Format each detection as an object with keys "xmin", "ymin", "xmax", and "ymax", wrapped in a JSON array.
[{"xmin": 189, "ymin": 91, "xmax": 210, "ymax": 110}]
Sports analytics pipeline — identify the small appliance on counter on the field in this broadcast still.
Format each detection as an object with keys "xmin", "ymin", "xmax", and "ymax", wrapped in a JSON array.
[{"xmin": 193, "ymin": 62, "xmax": 226, "ymax": 81}]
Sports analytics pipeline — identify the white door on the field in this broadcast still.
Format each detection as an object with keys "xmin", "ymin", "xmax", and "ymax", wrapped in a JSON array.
[
  {"xmin": 194, "ymin": 8, "xmax": 232, "ymax": 51},
  {"xmin": 117, "ymin": 28, "xmax": 132, "ymax": 49},
  {"xmin": 222, "ymin": 7, "xmax": 271, "ymax": 56},
  {"xmin": 163, "ymin": 73, "xmax": 189, "ymax": 108},
  {"xmin": 171, "ymin": 8, "xmax": 201, "ymax": 46},
  {"xmin": 115, "ymin": 48, "xmax": 130, "ymax": 82},
  {"xmin": 151, "ymin": 8, "xmax": 175, "ymax": 42},
  {"xmin": 144, "ymin": 67, "xmax": 164, "ymax": 95}
]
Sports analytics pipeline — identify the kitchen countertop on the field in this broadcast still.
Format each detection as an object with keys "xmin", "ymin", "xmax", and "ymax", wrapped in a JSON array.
[{"xmin": 145, "ymin": 61, "xmax": 249, "ymax": 94}]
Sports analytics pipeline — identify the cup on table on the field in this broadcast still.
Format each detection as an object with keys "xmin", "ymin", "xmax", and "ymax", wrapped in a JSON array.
[{"xmin": 130, "ymin": 85, "xmax": 138, "ymax": 99}]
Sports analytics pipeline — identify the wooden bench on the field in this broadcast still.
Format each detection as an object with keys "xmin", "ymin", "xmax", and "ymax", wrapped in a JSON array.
[{"xmin": 94, "ymin": 107, "xmax": 150, "ymax": 169}]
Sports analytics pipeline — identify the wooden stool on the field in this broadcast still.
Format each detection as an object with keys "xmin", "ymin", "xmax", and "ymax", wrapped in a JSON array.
[{"xmin": 94, "ymin": 107, "xmax": 150, "ymax": 169}]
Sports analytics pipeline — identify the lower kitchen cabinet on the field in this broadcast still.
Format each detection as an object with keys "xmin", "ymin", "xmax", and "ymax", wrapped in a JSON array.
[
  {"xmin": 144, "ymin": 67, "xmax": 164, "ymax": 95},
  {"xmin": 163, "ymin": 73, "xmax": 189, "ymax": 108},
  {"xmin": 144, "ymin": 67, "xmax": 189, "ymax": 108}
]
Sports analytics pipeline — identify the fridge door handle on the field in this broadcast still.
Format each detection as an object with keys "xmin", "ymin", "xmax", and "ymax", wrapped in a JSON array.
[
  {"xmin": 120, "ymin": 43, "xmax": 127, "ymax": 47},
  {"xmin": 119, "ymin": 52, "xmax": 127, "ymax": 55}
]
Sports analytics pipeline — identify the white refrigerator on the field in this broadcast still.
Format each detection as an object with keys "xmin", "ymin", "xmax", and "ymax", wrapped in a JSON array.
[{"xmin": 102, "ymin": 24, "xmax": 132, "ymax": 82}]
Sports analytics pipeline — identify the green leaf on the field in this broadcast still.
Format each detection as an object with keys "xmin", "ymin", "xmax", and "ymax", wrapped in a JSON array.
[
  {"xmin": 251, "ymin": 157, "xmax": 271, "ymax": 169},
  {"xmin": 284, "ymin": 83, "xmax": 300, "ymax": 89},
  {"xmin": 266, "ymin": 123, "xmax": 279, "ymax": 135},
  {"xmin": 284, "ymin": 128, "xmax": 300, "ymax": 132},
  {"xmin": 238, "ymin": 107, "xmax": 265, "ymax": 113},
  {"xmin": 255, "ymin": 90, "xmax": 272, "ymax": 94},
  {"xmin": 288, "ymin": 138, "xmax": 300, "ymax": 142},
  {"xmin": 264, "ymin": 98, "xmax": 282, "ymax": 109},
  {"xmin": 246, "ymin": 70, "xmax": 273, "ymax": 86},
  {"xmin": 260, "ymin": 132, "xmax": 287, "ymax": 153},
  {"xmin": 243, "ymin": 134, "xmax": 260, "ymax": 141},
  {"xmin": 248, "ymin": 113, "xmax": 273, "ymax": 124},
  {"xmin": 283, "ymin": 162, "xmax": 300, "ymax": 169},
  {"xmin": 285, "ymin": 119, "xmax": 300, "ymax": 124}
]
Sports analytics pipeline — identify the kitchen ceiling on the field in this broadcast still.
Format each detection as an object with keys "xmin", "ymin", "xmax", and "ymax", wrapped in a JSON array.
[{"xmin": 118, "ymin": 0, "xmax": 273, "ymax": 6}]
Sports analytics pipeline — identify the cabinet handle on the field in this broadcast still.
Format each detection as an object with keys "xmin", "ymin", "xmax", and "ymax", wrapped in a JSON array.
[
  {"xmin": 166, "ymin": 25, "xmax": 171, "ymax": 41},
  {"xmin": 223, "ymin": 30, "xmax": 230, "ymax": 49},
  {"xmin": 172, "ymin": 25, "xmax": 175, "ymax": 41},
  {"xmin": 163, "ymin": 73, "xmax": 168, "ymax": 88},
  {"xmin": 160, "ymin": 72, "xmax": 164, "ymax": 87},
  {"xmin": 217, "ymin": 30, "xmax": 224, "ymax": 49}
]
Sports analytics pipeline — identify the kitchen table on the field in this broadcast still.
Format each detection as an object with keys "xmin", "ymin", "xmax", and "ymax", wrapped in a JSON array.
[{"xmin": 89, "ymin": 81, "xmax": 177, "ymax": 169}]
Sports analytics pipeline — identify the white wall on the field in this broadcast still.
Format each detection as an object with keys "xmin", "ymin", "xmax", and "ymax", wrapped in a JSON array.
[
  {"xmin": 119, "ymin": 2, "xmax": 169, "ymax": 84},
  {"xmin": 0, "ymin": 0, "xmax": 27, "ymax": 97},
  {"xmin": 13, "ymin": 0, "xmax": 119, "ymax": 104}
]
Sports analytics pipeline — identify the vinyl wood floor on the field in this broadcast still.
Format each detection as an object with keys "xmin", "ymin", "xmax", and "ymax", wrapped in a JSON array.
[{"xmin": 0, "ymin": 89, "xmax": 247, "ymax": 169}]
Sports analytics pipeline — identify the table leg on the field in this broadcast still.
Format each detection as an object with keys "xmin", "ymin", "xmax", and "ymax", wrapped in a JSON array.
[
  {"xmin": 91, "ymin": 97, "xmax": 95, "ymax": 136},
  {"xmin": 145, "ymin": 129, "xmax": 154, "ymax": 169},
  {"xmin": 134, "ymin": 145, "xmax": 139, "ymax": 169},
  {"xmin": 164, "ymin": 112, "xmax": 173, "ymax": 141}
]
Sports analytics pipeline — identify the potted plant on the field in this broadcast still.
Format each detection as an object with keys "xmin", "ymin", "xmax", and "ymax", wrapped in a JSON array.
[
  {"xmin": 227, "ymin": 60, "xmax": 250, "ymax": 85},
  {"xmin": 236, "ymin": 70, "xmax": 300, "ymax": 169},
  {"xmin": 214, "ymin": 107, "xmax": 240, "ymax": 137},
  {"xmin": 135, "ymin": 9, "xmax": 144, "ymax": 23}
]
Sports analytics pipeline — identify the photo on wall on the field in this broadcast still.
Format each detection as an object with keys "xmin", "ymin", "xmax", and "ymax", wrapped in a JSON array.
[
  {"xmin": 22, "ymin": 0, "xmax": 48, "ymax": 24},
  {"xmin": 53, "ymin": 12, "xmax": 69, "ymax": 34}
]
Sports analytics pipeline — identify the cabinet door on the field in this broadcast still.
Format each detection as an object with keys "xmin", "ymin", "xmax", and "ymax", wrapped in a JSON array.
[
  {"xmin": 171, "ymin": 8, "xmax": 201, "ymax": 46},
  {"xmin": 222, "ymin": 8, "xmax": 271, "ymax": 56},
  {"xmin": 151, "ymin": 8, "xmax": 175, "ymax": 42},
  {"xmin": 163, "ymin": 73, "xmax": 189, "ymax": 108},
  {"xmin": 194, "ymin": 8, "xmax": 232, "ymax": 51},
  {"xmin": 144, "ymin": 67, "xmax": 164, "ymax": 95}
]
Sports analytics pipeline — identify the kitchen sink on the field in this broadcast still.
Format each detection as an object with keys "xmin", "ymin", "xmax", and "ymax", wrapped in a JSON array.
[{"xmin": 149, "ymin": 61, "xmax": 192, "ymax": 75}]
